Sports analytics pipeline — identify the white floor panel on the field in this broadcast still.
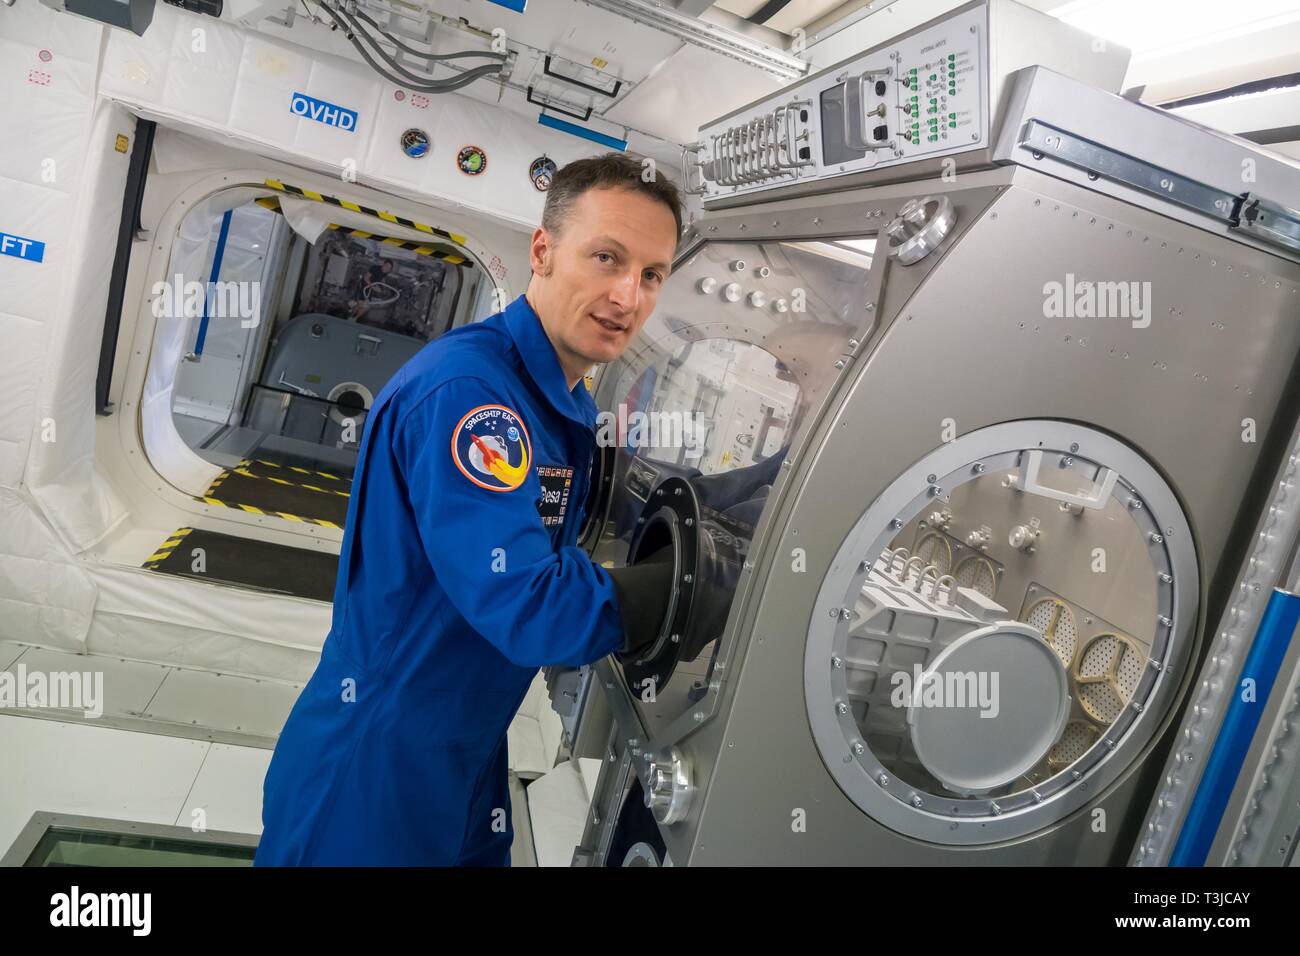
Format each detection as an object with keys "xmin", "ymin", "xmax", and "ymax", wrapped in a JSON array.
[
  {"xmin": 0, "ymin": 642, "xmax": 28, "ymax": 672},
  {"xmin": 144, "ymin": 668, "xmax": 301, "ymax": 738},
  {"xmin": 174, "ymin": 743, "xmax": 271, "ymax": 836},
  {"xmin": 507, "ymin": 716, "xmax": 547, "ymax": 779},
  {"xmin": 525, "ymin": 761, "xmax": 592, "ymax": 868},
  {"xmin": 0, "ymin": 715, "xmax": 210, "ymax": 855},
  {"xmin": 6, "ymin": 647, "xmax": 170, "ymax": 718}
]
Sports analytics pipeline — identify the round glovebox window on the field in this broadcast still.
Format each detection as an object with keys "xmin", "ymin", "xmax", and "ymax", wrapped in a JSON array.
[{"xmin": 804, "ymin": 421, "xmax": 1197, "ymax": 845}]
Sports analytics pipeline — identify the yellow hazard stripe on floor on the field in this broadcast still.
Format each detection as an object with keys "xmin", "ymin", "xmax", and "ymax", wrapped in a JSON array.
[
  {"xmin": 240, "ymin": 458, "xmax": 350, "ymax": 484},
  {"xmin": 230, "ymin": 466, "xmax": 350, "ymax": 499},
  {"xmin": 262, "ymin": 179, "xmax": 471, "ymax": 255},
  {"xmin": 200, "ymin": 496, "xmax": 343, "ymax": 530},
  {"xmin": 143, "ymin": 527, "xmax": 194, "ymax": 567},
  {"xmin": 203, "ymin": 471, "xmax": 231, "ymax": 497}
]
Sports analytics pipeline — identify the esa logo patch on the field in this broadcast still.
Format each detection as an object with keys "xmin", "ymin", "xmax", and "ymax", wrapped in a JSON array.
[
  {"xmin": 535, "ymin": 465, "xmax": 574, "ymax": 526},
  {"xmin": 451, "ymin": 404, "xmax": 531, "ymax": 491}
]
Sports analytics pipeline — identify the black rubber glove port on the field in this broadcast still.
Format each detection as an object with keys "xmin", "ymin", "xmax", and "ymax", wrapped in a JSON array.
[{"xmin": 606, "ymin": 545, "xmax": 675, "ymax": 657}]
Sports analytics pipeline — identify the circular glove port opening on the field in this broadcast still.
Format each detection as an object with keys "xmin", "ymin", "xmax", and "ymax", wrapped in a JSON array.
[
  {"xmin": 806, "ymin": 421, "xmax": 1197, "ymax": 844},
  {"xmin": 620, "ymin": 477, "xmax": 746, "ymax": 696}
]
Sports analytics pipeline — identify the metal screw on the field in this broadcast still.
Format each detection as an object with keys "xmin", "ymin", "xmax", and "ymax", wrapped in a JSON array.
[
  {"xmin": 972, "ymin": 463, "xmax": 985, "ymax": 474},
  {"xmin": 911, "ymin": 795, "xmax": 924, "ymax": 808},
  {"xmin": 831, "ymin": 656, "xmax": 843, "ymax": 668},
  {"xmin": 890, "ymin": 518, "xmax": 904, "ymax": 529},
  {"xmin": 1149, "ymin": 532, "xmax": 1163, "ymax": 544},
  {"xmin": 852, "ymin": 742, "xmax": 864, "ymax": 755},
  {"xmin": 836, "ymin": 702, "xmax": 849, "ymax": 715}
]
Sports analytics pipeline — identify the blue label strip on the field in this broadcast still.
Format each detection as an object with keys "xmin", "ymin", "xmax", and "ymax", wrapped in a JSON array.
[
  {"xmin": 289, "ymin": 92, "xmax": 359, "ymax": 131},
  {"xmin": 1170, "ymin": 587, "xmax": 1300, "ymax": 865},
  {"xmin": 537, "ymin": 113, "xmax": 626, "ymax": 151},
  {"xmin": 194, "ymin": 210, "xmax": 233, "ymax": 358},
  {"xmin": 0, "ymin": 231, "xmax": 45, "ymax": 263}
]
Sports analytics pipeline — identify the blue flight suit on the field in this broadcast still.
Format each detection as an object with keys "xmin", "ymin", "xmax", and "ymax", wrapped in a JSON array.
[{"xmin": 254, "ymin": 293, "xmax": 625, "ymax": 866}]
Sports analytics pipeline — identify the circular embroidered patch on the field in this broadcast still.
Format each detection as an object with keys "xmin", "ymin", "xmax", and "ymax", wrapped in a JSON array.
[{"xmin": 451, "ymin": 404, "xmax": 531, "ymax": 492}]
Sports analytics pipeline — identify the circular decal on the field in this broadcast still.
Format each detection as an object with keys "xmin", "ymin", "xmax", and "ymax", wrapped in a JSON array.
[
  {"xmin": 451, "ymin": 404, "xmax": 531, "ymax": 492},
  {"xmin": 401, "ymin": 127, "xmax": 430, "ymax": 159},
  {"xmin": 457, "ymin": 144, "xmax": 487, "ymax": 176},
  {"xmin": 38, "ymin": 50, "xmax": 53, "ymax": 63},
  {"xmin": 529, "ymin": 155, "xmax": 557, "ymax": 191}
]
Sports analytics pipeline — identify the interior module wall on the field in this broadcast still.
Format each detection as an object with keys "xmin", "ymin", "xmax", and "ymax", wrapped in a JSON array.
[{"xmin": 97, "ymin": 3, "xmax": 641, "ymax": 231}]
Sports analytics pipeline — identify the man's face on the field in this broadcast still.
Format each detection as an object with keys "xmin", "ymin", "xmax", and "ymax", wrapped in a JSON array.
[{"xmin": 529, "ymin": 186, "xmax": 678, "ymax": 371}]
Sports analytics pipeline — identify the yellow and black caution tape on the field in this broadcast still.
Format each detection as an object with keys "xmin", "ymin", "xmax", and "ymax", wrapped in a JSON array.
[
  {"xmin": 226, "ymin": 465, "xmax": 350, "ymax": 499},
  {"xmin": 240, "ymin": 458, "xmax": 350, "ymax": 484},
  {"xmin": 203, "ymin": 471, "xmax": 231, "ymax": 498},
  {"xmin": 198, "ymin": 496, "xmax": 343, "ymax": 530},
  {"xmin": 144, "ymin": 527, "xmax": 194, "ymax": 569},
  {"xmin": 323, "ymin": 223, "xmax": 463, "ymax": 261},
  {"xmin": 263, "ymin": 178, "xmax": 471, "ymax": 266}
]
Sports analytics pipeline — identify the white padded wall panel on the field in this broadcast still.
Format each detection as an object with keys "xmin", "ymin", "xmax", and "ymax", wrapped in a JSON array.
[
  {"xmin": 362, "ymin": 85, "xmax": 456, "ymax": 190},
  {"xmin": 0, "ymin": 182, "xmax": 72, "ymax": 331},
  {"xmin": 0, "ymin": 311, "xmax": 47, "ymax": 488},
  {"xmin": 291, "ymin": 58, "xmax": 382, "ymax": 161},
  {"xmin": 162, "ymin": 12, "xmax": 243, "ymax": 125},
  {"xmin": 0, "ymin": 36, "xmax": 99, "ymax": 195},
  {"xmin": 230, "ymin": 34, "xmax": 314, "ymax": 144},
  {"xmin": 99, "ymin": 10, "xmax": 170, "ymax": 107}
]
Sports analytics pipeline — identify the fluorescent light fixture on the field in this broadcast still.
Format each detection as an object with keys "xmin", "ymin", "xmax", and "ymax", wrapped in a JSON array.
[{"xmin": 1048, "ymin": 0, "xmax": 1300, "ymax": 61}]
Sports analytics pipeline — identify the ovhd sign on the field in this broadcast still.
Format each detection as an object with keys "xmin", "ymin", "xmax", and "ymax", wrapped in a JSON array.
[
  {"xmin": 290, "ymin": 92, "xmax": 358, "ymax": 131},
  {"xmin": 0, "ymin": 231, "xmax": 44, "ymax": 263}
]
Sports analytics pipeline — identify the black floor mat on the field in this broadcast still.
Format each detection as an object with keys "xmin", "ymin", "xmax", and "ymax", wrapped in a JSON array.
[
  {"xmin": 202, "ymin": 465, "xmax": 350, "ymax": 527},
  {"xmin": 143, "ymin": 527, "xmax": 338, "ymax": 602},
  {"xmin": 240, "ymin": 451, "xmax": 354, "ymax": 486}
]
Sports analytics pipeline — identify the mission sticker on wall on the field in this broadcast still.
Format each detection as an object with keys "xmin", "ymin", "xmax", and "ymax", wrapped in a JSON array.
[
  {"xmin": 290, "ymin": 92, "xmax": 359, "ymax": 131},
  {"xmin": 401, "ymin": 128, "xmax": 430, "ymax": 158},
  {"xmin": 0, "ymin": 231, "xmax": 45, "ymax": 263},
  {"xmin": 529, "ymin": 155, "xmax": 557, "ymax": 191},
  {"xmin": 457, "ymin": 145, "xmax": 488, "ymax": 175},
  {"xmin": 535, "ymin": 465, "xmax": 574, "ymax": 526}
]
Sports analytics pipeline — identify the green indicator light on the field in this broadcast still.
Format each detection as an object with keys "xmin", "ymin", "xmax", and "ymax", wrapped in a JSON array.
[
  {"xmin": 948, "ymin": 53, "xmax": 955, "ymax": 60},
  {"xmin": 949, "ymin": 112, "xmax": 956, "ymax": 119},
  {"xmin": 949, "ymin": 121, "xmax": 957, "ymax": 128},
  {"xmin": 929, "ymin": 74, "xmax": 936, "ymax": 81}
]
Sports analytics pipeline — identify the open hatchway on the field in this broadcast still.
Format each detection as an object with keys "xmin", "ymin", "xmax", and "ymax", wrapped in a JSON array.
[{"xmin": 97, "ymin": 127, "xmax": 505, "ymax": 602}]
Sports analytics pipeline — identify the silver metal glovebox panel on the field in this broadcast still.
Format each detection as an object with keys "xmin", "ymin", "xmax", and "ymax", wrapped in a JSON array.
[{"xmin": 580, "ymin": 160, "xmax": 1300, "ymax": 864}]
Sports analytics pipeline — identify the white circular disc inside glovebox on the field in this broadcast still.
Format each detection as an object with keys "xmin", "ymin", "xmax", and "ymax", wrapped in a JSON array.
[{"xmin": 906, "ymin": 622, "xmax": 1071, "ymax": 797}]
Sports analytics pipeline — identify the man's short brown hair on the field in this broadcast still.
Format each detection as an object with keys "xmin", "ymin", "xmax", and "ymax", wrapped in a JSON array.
[{"xmin": 541, "ymin": 152, "xmax": 685, "ymax": 246}]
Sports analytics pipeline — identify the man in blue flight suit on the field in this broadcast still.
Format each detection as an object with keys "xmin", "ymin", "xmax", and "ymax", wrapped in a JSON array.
[{"xmin": 255, "ymin": 153, "xmax": 682, "ymax": 866}]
